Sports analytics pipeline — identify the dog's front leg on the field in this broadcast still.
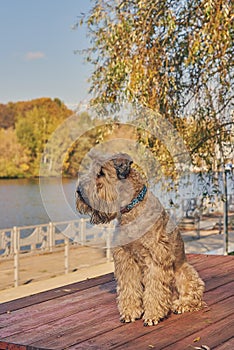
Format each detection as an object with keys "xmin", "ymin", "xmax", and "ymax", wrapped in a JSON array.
[
  {"xmin": 112, "ymin": 247, "xmax": 143, "ymax": 323},
  {"xmin": 142, "ymin": 258, "xmax": 173, "ymax": 326}
]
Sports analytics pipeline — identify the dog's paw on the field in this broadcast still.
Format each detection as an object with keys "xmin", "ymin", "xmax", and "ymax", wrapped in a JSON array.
[
  {"xmin": 143, "ymin": 315, "xmax": 169, "ymax": 326},
  {"xmin": 120, "ymin": 316, "xmax": 137, "ymax": 323},
  {"xmin": 120, "ymin": 310, "xmax": 143, "ymax": 323},
  {"xmin": 172, "ymin": 300, "xmax": 187, "ymax": 314},
  {"xmin": 143, "ymin": 318, "xmax": 159, "ymax": 326},
  {"xmin": 172, "ymin": 300, "xmax": 204, "ymax": 314}
]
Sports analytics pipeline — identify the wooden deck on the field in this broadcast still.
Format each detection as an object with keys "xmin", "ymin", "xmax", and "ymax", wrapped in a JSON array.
[{"xmin": 0, "ymin": 254, "xmax": 233, "ymax": 350}]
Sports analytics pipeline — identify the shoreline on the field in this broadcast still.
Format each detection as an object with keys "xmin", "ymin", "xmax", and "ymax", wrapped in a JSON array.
[{"xmin": 1, "ymin": 168, "xmax": 233, "ymax": 179}]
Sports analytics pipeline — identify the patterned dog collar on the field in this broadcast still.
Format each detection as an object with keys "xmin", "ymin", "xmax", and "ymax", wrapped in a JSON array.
[{"xmin": 120, "ymin": 185, "xmax": 147, "ymax": 214}]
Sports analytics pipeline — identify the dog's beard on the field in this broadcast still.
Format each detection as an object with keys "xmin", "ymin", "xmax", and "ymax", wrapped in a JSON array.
[
  {"xmin": 76, "ymin": 174, "xmax": 137, "ymax": 226},
  {"xmin": 76, "ymin": 187, "xmax": 118, "ymax": 225},
  {"xmin": 75, "ymin": 189, "xmax": 91, "ymax": 215}
]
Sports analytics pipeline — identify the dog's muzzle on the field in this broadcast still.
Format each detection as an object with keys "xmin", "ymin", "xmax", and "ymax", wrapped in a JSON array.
[{"xmin": 113, "ymin": 158, "xmax": 133, "ymax": 179}]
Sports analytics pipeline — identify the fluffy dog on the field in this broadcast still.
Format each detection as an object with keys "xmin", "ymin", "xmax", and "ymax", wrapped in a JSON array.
[{"xmin": 76, "ymin": 153, "xmax": 205, "ymax": 326}]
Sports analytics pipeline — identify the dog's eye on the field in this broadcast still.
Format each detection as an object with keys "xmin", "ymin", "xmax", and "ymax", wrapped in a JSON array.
[{"xmin": 97, "ymin": 169, "xmax": 105, "ymax": 178}]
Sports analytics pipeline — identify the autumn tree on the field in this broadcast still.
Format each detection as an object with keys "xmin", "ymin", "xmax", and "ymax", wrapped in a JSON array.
[
  {"xmin": 15, "ymin": 101, "xmax": 73, "ymax": 176},
  {"xmin": 77, "ymin": 0, "xmax": 233, "ymax": 171},
  {"xmin": 0, "ymin": 103, "xmax": 16, "ymax": 129},
  {"xmin": 16, "ymin": 107, "xmax": 49, "ymax": 159},
  {"xmin": 0, "ymin": 128, "xmax": 30, "ymax": 178}
]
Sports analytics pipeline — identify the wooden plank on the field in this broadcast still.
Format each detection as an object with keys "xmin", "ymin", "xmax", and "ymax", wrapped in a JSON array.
[
  {"xmin": 68, "ymin": 296, "xmax": 233, "ymax": 350},
  {"xmin": 187, "ymin": 256, "xmax": 234, "ymax": 288},
  {"xmin": 196, "ymin": 258, "xmax": 234, "ymax": 289},
  {"xmin": 0, "ymin": 342, "xmax": 27, "ymax": 350},
  {"xmin": 162, "ymin": 314, "xmax": 234, "ymax": 350},
  {"xmin": 0, "ymin": 341, "xmax": 48, "ymax": 350},
  {"xmin": 0, "ymin": 282, "xmax": 116, "ymax": 338},
  {"xmin": 202, "ymin": 269, "xmax": 234, "ymax": 292},
  {"xmin": 187, "ymin": 254, "xmax": 206, "ymax": 265},
  {"xmin": 187, "ymin": 254, "xmax": 231, "ymax": 270},
  {"xmin": 3, "ymin": 304, "xmax": 119, "ymax": 348},
  {"xmin": 197, "ymin": 258, "xmax": 234, "ymax": 279},
  {"xmin": 0, "ymin": 341, "xmax": 50, "ymax": 350},
  {"xmin": 0, "ymin": 280, "xmax": 115, "ymax": 327},
  {"xmin": 204, "ymin": 280, "xmax": 234, "ymax": 305},
  {"xmin": 0, "ymin": 273, "xmax": 115, "ymax": 315},
  {"xmin": 214, "ymin": 338, "xmax": 234, "ymax": 349},
  {"xmin": 29, "ymin": 304, "xmax": 120, "ymax": 349},
  {"xmin": 31, "ymin": 316, "xmax": 153, "ymax": 350}
]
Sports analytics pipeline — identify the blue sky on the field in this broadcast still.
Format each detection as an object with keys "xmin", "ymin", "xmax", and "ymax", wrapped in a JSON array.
[{"xmin": 0, "ymin": 0, "xmax": 93, "ymax": 108}]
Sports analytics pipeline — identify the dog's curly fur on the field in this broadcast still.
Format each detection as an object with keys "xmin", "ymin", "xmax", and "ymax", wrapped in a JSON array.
[{"xmin": 76, "ymin": 153, "xmax": 205, "ymax": 326}]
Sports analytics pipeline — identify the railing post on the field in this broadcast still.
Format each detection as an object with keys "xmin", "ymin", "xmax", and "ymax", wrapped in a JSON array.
[
  {"xmin": 64, "ymin": 237, "xmax": 69, "ymax": 274},
  {"xmin": 49, "ymin": 222, "xmax": 53, "ymax": 252},
  {"xmin": 74, "ymin": 220, "xmax": 79, "ymax": 243},
  {"xmin": 80, "ymin": 218, "xmax": 85, "ymax": 246},
  {"xmin": 13, "ymin": 226, "xmax": 19, "ymax": 287},
  {"xmin": 9, "ymin": 229, "xmax": 13, "ymax": 255},
  {"xmin": 31, "ymin": 227, "xmax": 37, "ymax": 251},
  {"xmin": 105, "ymin": 224, "xmax": 112, "ymax": 262},
  {"xmin": 223, "ymin": 168, "xmax": 229, "ymax": 255}
]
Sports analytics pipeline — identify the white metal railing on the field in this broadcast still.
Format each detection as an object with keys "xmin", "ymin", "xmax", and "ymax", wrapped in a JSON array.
[{"xmin": 0, "ymin": 219, "xmax": 114, "ymax": 288}]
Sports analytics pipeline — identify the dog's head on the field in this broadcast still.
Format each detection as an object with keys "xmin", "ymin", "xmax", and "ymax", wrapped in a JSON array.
[{"xmin": 76, "ymin": 153, "xmax": 144, "ymax": 224}]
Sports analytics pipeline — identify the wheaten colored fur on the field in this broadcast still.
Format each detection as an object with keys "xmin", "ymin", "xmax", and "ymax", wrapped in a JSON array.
[{"xmin": 76, "ymin": 153, "xmax": 205, "ymax": 326}]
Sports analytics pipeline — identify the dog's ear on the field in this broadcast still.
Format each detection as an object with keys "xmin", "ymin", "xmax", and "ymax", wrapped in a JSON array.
[{"xmin": 112, "ymin": 154, "xmax": 133, "ymax": 179}]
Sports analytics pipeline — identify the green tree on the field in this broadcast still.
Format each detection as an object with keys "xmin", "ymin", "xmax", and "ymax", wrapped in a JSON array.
[{"xmin": 77, "ymin": 0, "xmax": 233, "ymax": 171}]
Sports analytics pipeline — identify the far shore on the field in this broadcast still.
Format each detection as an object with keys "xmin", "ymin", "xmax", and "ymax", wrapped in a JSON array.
[{"xmin": 1, "ymin": 167, "xmax": 233, "ymax": 181}]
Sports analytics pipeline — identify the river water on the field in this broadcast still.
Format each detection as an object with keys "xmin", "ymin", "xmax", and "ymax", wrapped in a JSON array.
[
  {"xmin": 0, "ymin": 178, "xmax": 78, "ymax": 229},
  {"xmin": 0, "ymin": 173, "xmax": 233, "ymax": 230}
]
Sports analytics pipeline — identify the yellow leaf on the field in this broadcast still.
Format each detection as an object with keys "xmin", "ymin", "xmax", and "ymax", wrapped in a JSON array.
[{"xmin": 193, "ymin": 336, "xmax": 201, "ymax": 343}]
